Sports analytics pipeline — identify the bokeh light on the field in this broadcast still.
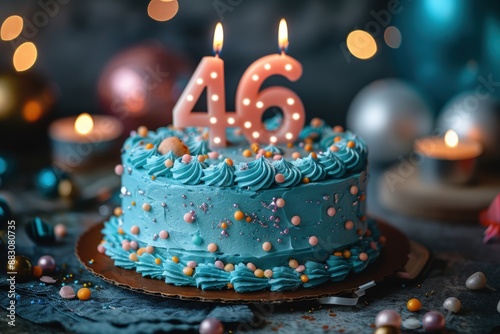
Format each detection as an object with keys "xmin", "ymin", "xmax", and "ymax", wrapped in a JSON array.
[
  {"xmin": 22, "ymin": 100, "xmax": 43, "ymax": 122},
  {"xmin": 346, "ymin": 30, "xmax": 377, "ymax": 60},
  {"xmin": 384, "ymin": 26, "xmax": 402, "ymax": 49},
  {"xmin": 75, "ymin": 113, "xmax": 94, "ymax": 135},
  {"xmin": 148, "ymin": 0, "xmax": 179, "ymax": 22},
  {"xmin": 1, "ymin": 15, "xmax": 23, "ymax": 41},
  {"xmin": 0, "ymin": 79, "xmax": 14, "ymax": 119},
  {"xmin": 13, "ymin": 42, "xmax": 38, "ymax": 72}
]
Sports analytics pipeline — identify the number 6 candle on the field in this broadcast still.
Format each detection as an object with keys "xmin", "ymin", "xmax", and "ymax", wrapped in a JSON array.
[
  {"xmin": 173, "ymin": 22, "xmax": 231, "ymax": 147},
  {"xmin": 235, "ymin": 18, "xmax": 305, "ymax": 144}
]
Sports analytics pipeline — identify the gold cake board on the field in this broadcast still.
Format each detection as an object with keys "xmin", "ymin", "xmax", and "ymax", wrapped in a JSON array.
[
  {"xmin": 379, "ymin": 166, "xmax": 500, "ymax": 222},
  {"xmin": 76, "ymin": 221, "xmax": 427, "ymax": 304}
]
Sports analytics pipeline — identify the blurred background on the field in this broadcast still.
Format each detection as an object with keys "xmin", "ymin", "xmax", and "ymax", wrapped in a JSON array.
[{"xmin": 1, "ymin": 0, "xmax": 500, "ymax": 164}]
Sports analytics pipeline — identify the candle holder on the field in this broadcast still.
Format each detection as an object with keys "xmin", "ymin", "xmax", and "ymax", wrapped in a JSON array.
[
  {"xmin": 49, "ymin": 114, "xmax": 123, "ymax": 170},
  {"xmin": 414, "ymin": 131, "xmax": 482, "ymax": 185}
]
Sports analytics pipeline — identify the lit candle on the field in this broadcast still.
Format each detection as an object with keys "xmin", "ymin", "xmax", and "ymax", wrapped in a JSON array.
[
  {"xmin": 235, "ymin": 18, "xmax": 305, "ymax": 144},
  {"xmin": 414, "ymin": 130, "xmax": 483, "ymax": 184},
  {"xmin": 49, "ymin": 113, "xmax": 123, "ymax": 169},
  {"xmin": 173, "ymin": 22, "xmax": 231, "ymax": 148}
]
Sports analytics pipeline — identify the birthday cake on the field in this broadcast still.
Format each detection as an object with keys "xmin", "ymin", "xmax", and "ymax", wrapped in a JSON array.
[{"xmin": 101, "ymin": 119, "xmax": 383, "ymax": 292}]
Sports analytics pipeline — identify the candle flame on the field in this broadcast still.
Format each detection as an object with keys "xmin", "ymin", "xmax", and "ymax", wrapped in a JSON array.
[
  {"xmin": 278, "ymin": 18, "xmax": 289, "ymax": 53},
  {"xmin": 444, "ymin": 129, "xmax": 459, "ymax": 148},
  {"xmin": 75, "ymin": 113, "xmax": 94, "ymax": 135},
  {"xmin": 213, "ymin": 22, "xmax": 223, "ymax": 55}
]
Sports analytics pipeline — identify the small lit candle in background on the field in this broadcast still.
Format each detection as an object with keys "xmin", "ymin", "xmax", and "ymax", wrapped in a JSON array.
[
  {"xmin": 49, "ymin": 113, "xmax": 123, "ymax": 170},
  {"xmin": 414, "ymin": 129, "xmax": 483, "ymax": 184},
  {"xmin": 235, "ymin": 18, "xmax": 305, "ymax": 144}
]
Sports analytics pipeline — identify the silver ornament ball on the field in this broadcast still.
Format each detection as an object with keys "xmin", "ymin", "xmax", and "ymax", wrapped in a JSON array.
[
  {"xmin": 347, "ymin": 79, "xmax": 433, "ymax": 164},
  {"xmin": 437, "ymin": 91, "xmax": 500, "ymax": 163}
]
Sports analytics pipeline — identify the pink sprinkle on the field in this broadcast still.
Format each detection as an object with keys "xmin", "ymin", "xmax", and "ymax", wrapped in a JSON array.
[
  {"xmin": 258, "ymin": 149, "xmax": 266, "ymax": 155},
  {"xmin": 275, "ymin": 198, "xmax": 285, "ymax": 208},
  {"xmin": 359, "ymin": 252, "xmax": 368, "ymax": 261},
  {"xmin": 187, "ymin": 261, "xmax": 197, "ymax": 268},
  {"xmin": 208, "ymin": 151, "xmax": 219, "ymax": 160},
  {"xmin": 370, "ymin": 241, "xmax": 378, "ymax": 250},
  {"xmin": 246, "ymin": 262, "xmax": 257, "ymax": 272},
  {"xmin": 159, "ymin": 230, "xmax": 169, "ymax": 239},
  {"xmin": 291, "ymin": 216, "xmax": 301, "ymax": 226},
  {"xmin": 345, "ymin": 221, "xmax": 354, "ymax": 230},
  {"xmin": 182, "ymin": 154, "xmax": 192, "ymax": 163},
  {"xmin": 273, "ymin": 155, "xmax": 283, "ymax": 160},
  {"xmin": 295, "ymin": 265, "xmax": 305, "ymax": 273},
  {"xmin": 184, "ymin": 213, "xmax": 194, "ymax": 223},
  {"xmin": 214, "ymin": 260, "xmax": 224, "ymax": 269},
  {"xmin": 256, "ymin": 153, "xmax": 263, "ymax": 159},
  {"xmin": 309, "ymin": 236, "xmax": 318, "ymax": 246},
  {"xmin": 122, "ymin": 241, "xmax": 131, "ymax": 251},
  {"xmin": 121, "ymin": 239, "xmax": 128, "ymax": 245},
  {"xmin": 327, "ymin": 207, "xmax": 336, "ymax": 217},
  {"xmin": 275, "ymin": 173, "xmax": 285, "ymax": 183},
  {"xmin": 97, "ymin": 244, "xmax": 106, "ymax": 254},
  {"xmin": 129, "ymin": 240, "xmax": 138, "ymax": 250},
  {"xmin": 350, "ymin": 185, "xmax": 359, "ymax": 195},
  {"xmin": 114, "ymin": 164, "xmax": 124, "ymax": 176}
]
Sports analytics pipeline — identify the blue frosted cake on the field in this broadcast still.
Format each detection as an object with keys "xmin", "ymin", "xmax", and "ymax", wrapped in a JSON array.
[{"xmin": 101, "ymin": 119, "xmax": 383, "ymax": 292}]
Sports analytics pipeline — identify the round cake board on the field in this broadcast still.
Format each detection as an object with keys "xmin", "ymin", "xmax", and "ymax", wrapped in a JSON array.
[
  {"xmin": 379, "ymin": 166, "xmax": 500, "ymax": 222},
  {"xmin": 76, "ymin": 221, "xmax": 422, "ymax": 304}
]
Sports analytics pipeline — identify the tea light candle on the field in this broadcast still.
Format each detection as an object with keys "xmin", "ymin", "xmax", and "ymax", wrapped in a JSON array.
[
  {"xmin": 49, "ymin": 113, "xmax": 123, "ymax": 169},
  {"xmin": 414, "ymin": 130, "xmax": 483, "ymax": 184}
]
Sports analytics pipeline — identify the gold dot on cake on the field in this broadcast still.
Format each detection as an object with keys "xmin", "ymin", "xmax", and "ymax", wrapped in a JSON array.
[
  {"xmin": 225, "ymin": 158, "xmax": 233, "ymax": 166},
  {"xmin": 310, "ymin": 118, "xmax": 323, "ymax": 128},
  {"xmin": 130, "ymin": 225, "xmax": 140, "ymax": 234},
  {"xmin": 129, "ymin": 253, "xmax": 138, "ymax": 262},
  {"xmin": 254, "ymin": 269, "xmax": 264, "ymax": 278},
  {"xmin": 289, "ymin": 259, "xmax": 298, "ymax": 269},
  {"xmin": 172, "ymin": 256, "xmax": 179, "ymax": 263},
  {"xmin": 114, "ymin": 207, "xmax": 123, "ymax": 216},
  {"xmin": 333, "ymin": 125, "xmax": 344, "ymax": 132},
  {"xmin": 242, "ymin": 149, "xmax": 252, "ymax": 157},
  {"xmin": 145, "ymin": 245, "xmax": 154, "ymax": 254},
  {"xmin": 207, "ymin": 243, "xmax": 218, "ymax": 252},
  {"xmin": 303, "ymin": 177, "xmax": 310, "ymax": 184},
  {"xmin": 234, "ymin": 211, "xmax": 244, "ymax": 221},
  {"xmin": 183, "ymin": 267, "xmax": 193, "ymax": 276},
  {"xmin": 304, "ymin": 143, "xmax": 313, "ymax": 152},
  {"xmin": 347, "ymin": 141, "xmax": 356, "ymax": 148},
  {"xmin": 137, "ymin": 248, "xmax": 146, "ymax": 256},
  {"xmin": 343, "ymin": 250, "xmax": 351, "ymax": 258},
  {"xmin": 264, "ymin": 269, "xmax": 273, "ymax": 278},
  {"xmin": 117, "ymin": 227, "xmax": 124, "ymax": 235},
  {"xmin": 330, "ymin": 145, "xmax": 339, "ymax": 152},
  {"xmin": 334, "ymin": 136, "xmax": 342, "ymax": 143},
  {"xmin": 333, "ymin": 251, "xmax": 343, "ymax": 257},
  {"xmin": 142, "ymin": 203, "xmax": 151, "ymax": 211},
  {"xmin": 158, "ymin": 137, "xmax": 190, "ymax": 156},
  {"xmin": 300, "ymin": 274, "xmax": 309, "ymax": 283},
  {"xmin": 155, "ymin": 258, "xmax": 162, "ymax": 265},
  {"xmin": 345, "ymin": 221, "xmax": 354, "ymax": 230},
  {"xmin": 264, "ymin": 151, "xmax": 273, "ymax": 158},
  {"xmin": 292, "ymin": 152, "xmax": 301, "ymax": 160},
  {"xmin": 220, "ymin": 222, "xmax": 228, "ymax": 229},
  {"xmin": 224, "ymin": 263, "xmax": 234, "ymax": 272},
  {"xmin": 145, "ymin": 143, "xmax": 154, "ymax": 150},
  {"xmin": 197, "ymin": 155, "xmax": 205, "ymax": 162},
  {"xmin": 164, "ymin": 159, "xmax": 174, "ymax": 168},
  {"xmin": 137, "ymin": 126, "xmax": 148, "ymax": 137},
  {"xmin": 262, "ymin": 241, "xmax": 272, "ymax": 252}
]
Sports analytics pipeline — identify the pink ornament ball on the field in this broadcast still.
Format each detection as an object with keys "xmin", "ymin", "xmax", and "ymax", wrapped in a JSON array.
[{"xmin": 37, "ymin": 255, "xmax": 56, "ymax": 274}]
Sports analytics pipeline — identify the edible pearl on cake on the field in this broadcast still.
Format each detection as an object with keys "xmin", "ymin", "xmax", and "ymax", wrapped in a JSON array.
[
  {"xmin": 122, "ymin": 241, "xmax": 131, "ymax": 251},
  {"xmin": 159, "ymin": 230, "xmax": 169, "ymax": 239},
  {"xmin": 275, "ymin": 198, "xmax": 285, "ymax": 208},
  {"xmin": 262, "ymin": 241, "xmax": 272, "ymax": 251},
  {"xmin": 345, "ymin": 221, "xmax": 354, "ymax": 230},
  {"xmin": 183, "ymin": 267, "xmax": 194, "ymax": 276},
  {"xmin": 145, "ymin": 245, "xmax": 154, "ymax": 254},
  {"xmin": 308, "ymin": 236, "xmax": 318, "ymax": 246},
  {"xmin": 130, "ymin": 240, "xmax": 138, "ymax": 250},
  {"xmin": 234, "ymin": 211, "xmax": 244, "ymax": 221},
  {"xmin": 264, "ymin": 269, "xmax": 273, "ymax": 278},
  {"xmin": 327, "ymin": 207, "xmax": 336, "ymax": 217},
  {"xmin": 130, "ymin": 225, "xmax": 140, "ymax": 234},
  {"xmin": 289, "ymin": 259, "xmax": 298, "ymax": 269},
  {"xmin": 359, "ymin": 252, "xmax": 368, "ymax": 261},
  {"xmin": 291, "ymin": 215, "xmax": 301, "ymax": 226},
  {"xmin": 182, "ymin": 154, "xmax": 192, "ymax": 163},
  {"xmin": 224, "ymin": 263, "xmax": 234, "ymax": 272},
  {"xmin": 114, "ymin": 164, "xmax": 124, "ymax": 176},
  {"xmin": 214, "ymin": 260, "xmax": 224, "ymax": 269},
  {"xmin": 275, "ymin": 173, "xmax": 285, "ymax": 183},
  {"xmin": 129, "ymin": 253, "xmax": 138, "ymax": 262},
  {"xmin": 187, "ymin": 261, "xmax": 197, "ymax": 269},
  {"xmin": 164, "ymin": 159, "xmax": 174, "ymax": 168},
  {"xmin": 254, "ymin": 269, "xmax": 264, "ymax": 278},
  {"xmin": 184, "ymin": 213, "xmax": 195, "ymax": 223},
  {"xmin": 247, "ymin": 262, "xmax": 257, "ymax": 271},
  {"xmin": 295, "ymin": 265, "xmax": 305, "ymax": 273},
  {"xmin": 207, "ymin": 243, "xmax": 218, "ymax": 252},
  {"xmin": 350, "ymin": 185, "xmax": 358, "ymax": 195},
  {"xmin": 142, "ymin": 203, "xmax": 151, "ymax": 211}
]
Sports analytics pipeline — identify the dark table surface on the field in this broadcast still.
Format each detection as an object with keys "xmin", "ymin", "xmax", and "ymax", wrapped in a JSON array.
[{"xmin": 1, "ymin": 166, "xmax": 500, "ymax": 333}]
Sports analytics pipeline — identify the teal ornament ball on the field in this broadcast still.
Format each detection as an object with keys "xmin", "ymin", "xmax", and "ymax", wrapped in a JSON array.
[
  {"xmin": 35, "ymin": 167, "xmax": 69, "ymax": 198},
  {"xmin": 347, "ymin": 79, "xmax": 433, "ymax": 164},
  {"xmin": 26, "ymin": 217, "xmax": 55, "ymax": 245}
]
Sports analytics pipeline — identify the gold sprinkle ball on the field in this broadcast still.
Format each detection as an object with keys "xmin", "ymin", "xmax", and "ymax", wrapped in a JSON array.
[
  {"xmin": 291, "ymin": 152, "xmax": 301, "ymax": 160},
  {"xmin": 137, "ymin": 248, "xmax": 146, "ymax": 256},
  {"xmin": 407, "ymin": 298, "xmax": 422, "ymax": 312},
  {"xmin": 224, "ymin": 263, "xmax": 234, "ymax": 272},
  {"xmin": 221, "ymin": 222, "xmax": 228, "ymax": 229},
  {"xmin": 262, "ymin": 241, "xmax": 272, "ymax": 252},
  {"xmin": 129, "ymin": 253, "xmax": 138, "ymax": 262},
  {"xmin": 183, "ymin": 267, "xmax": 194, "ymax": 276},
  {"xmin": 197, "ymin": 155, "xmax": 205, "ymax": 162},
  {"xmin": 172, "ymin": 256, "xmax": 179, "ymax": 263},
  {"xmin": 343, "ymin": 250, "xmax": 351, "ymax": 258},
  {"xmin": 334, "ymin": 136, "xmax": 342, "ymax": 143},
  {"xmin": 289, "ymin": 259, "xmax": 299, "ymax": 269},
  {"xmin": 117, "ymin": 227, "xmax": 124, "ymax": 235},
  {"xmin": 145, "ymin": 143, "xmax": 154, "ymax": 150},
  {"xmin": 347, "ymin": 141, "xmax": 356, "ymax": 148},
  {"xmin": 303, "ymin": 177, "xmax": 310, "ymax": 184},
  {"xmin": 254, "ymin": 269, "xmax": 264, "ymax": 278},
  {"xmin": 137, "ymin": 126, "xmax": 148, "ymax": 137},
  {"xmin": 225, "ymin": 158, "xmax": 234, "ymax": 166},
  {"xmin": 77, "ymin": 287, "xmax": 91, "ymax": 301},
  {"xmin": 113, "ymin": 207, "xmax": 123, "ymax": 216},
  {"xmin": 142, "ymin": 203, "xmax": 151, "ymax": 211},
  {"xmin": 264, "ymin": 151, "xmax": 273, "ymax": 158},
  {"xmin": 234, "ymin": 211, "xmax": 244, "ymax": 221},
  {"xmin": 242, "ymin": 149, "xmax": 252, "ymax": 157},
  {"xmin": 300, "ymin": 274, "xmax": 309, "ymax": 283},
  {"xmin": 304, "ymin": 143, "xmax": 313, "ymax": 152},
  {"xmin": 264, "ymin": 269, "xmax": 273, "ymax": 278},
  {"xmin": 154, "ymin": 258, "xmax": 162, "ymax": 265}
]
